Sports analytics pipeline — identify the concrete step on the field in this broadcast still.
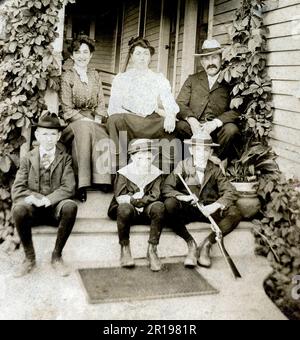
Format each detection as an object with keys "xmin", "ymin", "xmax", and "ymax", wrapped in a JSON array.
[
  {"xmin": 76, "ymin": 191, "xmax": 113, "ymax": 220},
  {"xmin": 32, "ymin": 219, "xmax": 254, "ymax": 264},
  {"xmin": 32, "ymin": 191, "xmax": 255, "ymax": 266}
]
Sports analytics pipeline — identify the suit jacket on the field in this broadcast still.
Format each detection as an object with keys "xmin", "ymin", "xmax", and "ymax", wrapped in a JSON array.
[
  {"xmin": 176, "ymin": 70, "xmax": 239, "ymax": 124},
  {"xmin": 108, "ymin": 174, "xmax": 163, "ymax": 217},
  {"xmin": 12, "ymin": 146, "xmax": 76, "ymax": 208},
  {"xmin": 162, "ymin": 158, "xmax": 238, "ymax": 209}
]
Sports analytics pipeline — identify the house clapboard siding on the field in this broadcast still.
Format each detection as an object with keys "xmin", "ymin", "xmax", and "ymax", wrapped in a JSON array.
[
  {"xmin": 120, "ymin": 0, "xmax": 140, "ymax": 71},
  {"xmin": 144, "ymin": 0, "xmax": 162, "ymax": 71},
  {"xmin": 212, "ymin": 0, "xmax": 300, "ymax": 179}
]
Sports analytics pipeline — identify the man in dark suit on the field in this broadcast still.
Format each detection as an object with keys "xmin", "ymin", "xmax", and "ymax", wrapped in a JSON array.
[
  {"xmin": 12, "ymin": 112, "xmax": 77, "ymax": 278},
  {"xmin": 176, "ymin": 39, "xmax": 240, "ymax": 161},
  {"xmin": 162, "ymin": 131, "xmax": 242, "ymax": 269}
]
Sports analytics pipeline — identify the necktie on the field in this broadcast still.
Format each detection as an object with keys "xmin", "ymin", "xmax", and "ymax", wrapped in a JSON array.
[{"xmin": 42, "ymin": 153, "xmax": 51, "ymax": 169}]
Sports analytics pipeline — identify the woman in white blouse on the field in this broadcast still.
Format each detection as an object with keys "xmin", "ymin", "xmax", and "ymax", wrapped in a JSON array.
[{"xmin": 107, "ymin": 37, "xmax": 179, "ymax": 172}]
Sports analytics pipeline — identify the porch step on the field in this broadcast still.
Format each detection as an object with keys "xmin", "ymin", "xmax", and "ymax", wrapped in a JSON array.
[
  {"xmin": 32, "ymin": 220, "xmax": 254, "ymax": 265},
  {"xmin": 32, "ymin": 191, "xmax": 255, "ymax": 266}
]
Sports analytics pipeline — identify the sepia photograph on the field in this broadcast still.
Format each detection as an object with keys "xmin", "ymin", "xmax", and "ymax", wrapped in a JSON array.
[{"xmin": 0, "ymin": 0, "xmax": 299, "ymax": 322}]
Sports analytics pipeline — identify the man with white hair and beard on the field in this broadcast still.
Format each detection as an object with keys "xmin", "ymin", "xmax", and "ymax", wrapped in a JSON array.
[
  {"xmin": 163, "ymin": 131, "xmax": 242, "ymax": 269},
  {"xmin": 176, "ymin": 39, "xmax": 241, "ymax": 161}
]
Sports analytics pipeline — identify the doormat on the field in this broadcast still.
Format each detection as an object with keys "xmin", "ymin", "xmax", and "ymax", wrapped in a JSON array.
[{"xmin": 77, "ymin": 263, "xmax": 219, "ymax": 304}]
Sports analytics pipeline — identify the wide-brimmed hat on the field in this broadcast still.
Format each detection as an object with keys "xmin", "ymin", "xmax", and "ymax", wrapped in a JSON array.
[
  {"xmin": 195, "ymin": 39, "xmax": 223, "ymax": 57},
  {"xmin": 32, "ymin": 112, "xmax": 66, "ymax": 130},
  {"xmin": 128, "ymin": 139, "xmax": 159, "ymax": 155},
  {"xmin": 184, "ymin": 130, "xmax": 219, "ymax": 147}
]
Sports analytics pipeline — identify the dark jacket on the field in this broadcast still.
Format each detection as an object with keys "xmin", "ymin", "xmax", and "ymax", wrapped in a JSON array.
[
  {"xmin": 108, "ymin": 174, "xmax": 163, "ymax": 217},
  {"xmin": 162, "ymin": 158, "xmax": 238, "ymax": 209},
  {"xmin": 12, "ymin": 146, "xmax": 76, "ymax": 208},
  {"xmin": 176, "ymin": 70, "xmax": 239, "ymax": 124}
]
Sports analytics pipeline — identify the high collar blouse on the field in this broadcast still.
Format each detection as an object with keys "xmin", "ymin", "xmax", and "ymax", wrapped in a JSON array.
[{"xmin": 108, "ymin": 68, "xmax": 179, "ymax": 118}]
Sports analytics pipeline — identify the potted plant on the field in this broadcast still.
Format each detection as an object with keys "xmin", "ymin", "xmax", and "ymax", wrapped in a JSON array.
[{"xmin": 227, "ymin": 142, "xmax": 279, "ymax": 218}]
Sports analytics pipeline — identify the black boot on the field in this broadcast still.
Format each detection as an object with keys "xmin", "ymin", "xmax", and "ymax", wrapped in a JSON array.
[
  {"xmin": 184, "ymin": 239, "xmax": 198, "ymax": 268},
  {"xmin": 197, "ymin": 238, "xmax": 213, "ymax": 268},
  {"xmin": 77, "ymin": 188, "xmax": 87, "ymax": 203},
  {"xmin": 147, "ymin": 244, "xmax": 162, "ymax": 272},
  {"xmin": 120, "ymin": 244, "xmax": 135, "ymax": 268}
]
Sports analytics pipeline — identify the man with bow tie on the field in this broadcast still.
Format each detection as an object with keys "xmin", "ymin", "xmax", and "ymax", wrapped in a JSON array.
[
  {"xmin": 11, "ymin": 112, "xmax": 77, "ymax": 278},
  {"xmin": 162, "ymin": 132, "xmax": 242, "ymax": 269}
]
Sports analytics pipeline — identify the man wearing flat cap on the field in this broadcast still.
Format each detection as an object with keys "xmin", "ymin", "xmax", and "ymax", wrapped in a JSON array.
[
  {"xmin": 176, "ymin": 39, "xmax": 241, "ymax": 161},
  {"xmin": 162, "ymin": 131, "xmax": 242, "ymax": 269},
  {"xmin": 11, "ymin": 112, "xmax": 77, "ymax": 278}
]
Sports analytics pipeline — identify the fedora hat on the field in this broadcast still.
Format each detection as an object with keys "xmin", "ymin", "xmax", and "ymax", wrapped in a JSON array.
[
  {"xmin": 195, "ymin": 39, "xmax": 223, "ymax": 57},
  {"xmin": 128, "ymin": 139, "xmax": 159, "ymax": 155},
  {"xmin": 184, "ymin": 130, "xmax": 219, "ymax": 147},
  {"xmin": 32, "ymin": 112, "xmax": 66, "ymax": 130}
]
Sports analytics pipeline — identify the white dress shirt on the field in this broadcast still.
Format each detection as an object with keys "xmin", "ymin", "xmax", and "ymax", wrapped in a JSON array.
[
  {"xmin": 108, "ymin": 69, "xmax": 179, "ymax": 117},
  {"xmin": 207, "ymin": 72, "xmax": 220, "ymax": 90}
]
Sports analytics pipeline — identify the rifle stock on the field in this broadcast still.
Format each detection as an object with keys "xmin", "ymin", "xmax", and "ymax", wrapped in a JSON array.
[{"xmin": 177, "ymin": 174, "xmax": 242, "ymax": 280}]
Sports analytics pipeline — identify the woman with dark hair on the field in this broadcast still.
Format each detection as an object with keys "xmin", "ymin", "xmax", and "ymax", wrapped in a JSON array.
[
  {"xmin": 60, "ymin": 36, "xmax": 112, "ymax": 202},
  {"xmin": 107, "ymin": 37, "xmax": 179, "ymax": 172}
]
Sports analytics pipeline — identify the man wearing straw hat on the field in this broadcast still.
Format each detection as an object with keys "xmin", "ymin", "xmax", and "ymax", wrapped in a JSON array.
[
  {"xmin": 162, "ymin": 130, "xmax": 242, "ymax": 269},
  {"xmin": 176, "ymin": 39, "xmax": 240, "ymax": 161}
]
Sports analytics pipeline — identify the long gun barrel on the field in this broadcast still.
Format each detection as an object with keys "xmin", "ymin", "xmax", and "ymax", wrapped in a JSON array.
[{"xmin": 178, "ymin": 174, "xmax": 242, "ymax": 279}]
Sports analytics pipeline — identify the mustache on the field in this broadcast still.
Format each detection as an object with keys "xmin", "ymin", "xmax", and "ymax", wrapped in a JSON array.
[{"xmin": 207, "ymin": 65, "xmax": 218, "ymax": 69}]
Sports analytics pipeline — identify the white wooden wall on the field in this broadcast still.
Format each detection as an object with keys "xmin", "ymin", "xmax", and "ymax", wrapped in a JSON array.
[{"xmin": 212, "ymin": 0, "xmax": 300, "ymax": 179}]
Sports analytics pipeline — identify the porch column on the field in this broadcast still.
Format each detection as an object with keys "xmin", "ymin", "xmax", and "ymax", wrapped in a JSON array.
[
  {"xmin": 180, "ymin": 0, "xmax": 198, "ymax": 86},
  {"xmin": 207, "ymin": 0, "xmax": 215, "ymax": 39}
]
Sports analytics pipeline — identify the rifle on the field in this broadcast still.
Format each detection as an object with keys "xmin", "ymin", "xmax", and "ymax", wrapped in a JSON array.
[{"xmin": 178, "ymin": 174, "xmax": 242, "ymax": 279}]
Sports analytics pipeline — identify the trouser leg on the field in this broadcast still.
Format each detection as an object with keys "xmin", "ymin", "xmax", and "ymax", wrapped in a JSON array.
[
  {"xmin": 164, "ymin": 198, "xmax": 195, "ymax": 242},
  {"xmin": 12, "ymin": 204, "xmax": 36, "ymax": 261},
  {"xmin": 207, "ymin": 205, "xmax": 243, "ymax": 244},
  {"xmin": 145, "ymin": 202, "xmax": 165, "ymax": 245},
  {"xmin": 214, "ymin": 123, "xmax": 241, "ymax": 161},
  {"xmin": 52, "ymin": 201, "xmax": 78, "ymax": 259},
  {"xmin": 116, "ymin": 203, "xmax": 136, "ymax": 246}
]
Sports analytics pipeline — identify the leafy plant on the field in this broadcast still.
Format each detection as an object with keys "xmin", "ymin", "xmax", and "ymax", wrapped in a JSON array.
[
  {"xmin": 0, "ymin": 0, "xmax": 74, "ymax": 251},
  {"xmin": 219, "ymin": 0, "xmax": 273, "ymax": 143},
  {"xmin": 253, "ymin": 175, "xmax": 300, "ymax": 320},
  {"xmin": 227, "ymin": 142, "xmax": 278, "ymax": 183}
]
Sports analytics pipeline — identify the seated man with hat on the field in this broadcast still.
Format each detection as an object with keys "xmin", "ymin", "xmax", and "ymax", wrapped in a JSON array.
[
  {"xmin": 11, "ymin": 112, "xmax": 78, "ymax": 278},
  {"xmin": 108, "ymin": 139, "xmax": 165, "ymax": 272},
  {"xmin": 162, "ymin": 131, "xmax": 242, "ymax": 268},
  {"xmin": 176, "ymin": 39, "xmax": 241, "ymax": 161}
]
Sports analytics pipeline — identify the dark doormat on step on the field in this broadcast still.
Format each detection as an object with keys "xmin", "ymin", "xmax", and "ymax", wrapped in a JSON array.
[{"xmin": 77, "ymin": 263, "xmax": 219, "ymax": 304}]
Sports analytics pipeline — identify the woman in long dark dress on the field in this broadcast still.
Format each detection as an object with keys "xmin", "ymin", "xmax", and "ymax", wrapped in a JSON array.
[{"xmin": 60, "ymin": 36, "xmax": 112, "ymax": 202}]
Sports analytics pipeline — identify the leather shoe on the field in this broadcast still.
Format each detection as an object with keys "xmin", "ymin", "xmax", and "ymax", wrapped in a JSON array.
[
  {"xmin": 184, "ymin": 239, "xmax": 198, "ymax": 268},
  {"xmin": 120, "ymin": 245, "xmax": 135, "ymax": 268},
  {"xmin": 14, "ymin": 258, "xmax": 36, "ymax": 278},
  {"xmin": 147, "ymin": 244, "xmax": 162, "ymax": 272},
  {"xmin": 197, "ymin": 238, "xmax": 213, "ymax": 268},
  {"xmin": 51, "ymin": 257, "xmax": 71, "ymax": 277},
  {"xmin": 77, "ymin": 188, "xmax": 87, "ymax": 203}
]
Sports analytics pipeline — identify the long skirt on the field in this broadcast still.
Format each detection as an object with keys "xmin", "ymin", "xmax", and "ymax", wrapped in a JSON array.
[
  {"xmin": 61, "ymin": 120, "xmax": 112, "ymax": 189},
  {"xmin": 107, "ymin": 112, "xmax": 180, "ymax": 174}
]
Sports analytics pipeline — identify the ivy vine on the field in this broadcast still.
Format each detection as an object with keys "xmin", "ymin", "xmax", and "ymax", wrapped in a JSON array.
[
  {"xmin": 0, "ymin": 0, "xmax": 74, "ymax": 251},
  {"xmin": 219, "ymin": 0, "xmax": 273, "ymax": 142}
]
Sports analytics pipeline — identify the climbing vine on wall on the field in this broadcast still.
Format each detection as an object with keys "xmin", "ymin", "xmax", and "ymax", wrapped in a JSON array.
[
  {"xmin": 219, "ymin": 0, "xmax": 273, "ymax": 143},
  {"xmin": 221, "ymin": 0, "xmax": 300, "ymax": 320},
  {"xmin": 0, "ymin": 0, "xmax": 74, "ymax": 251}
]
